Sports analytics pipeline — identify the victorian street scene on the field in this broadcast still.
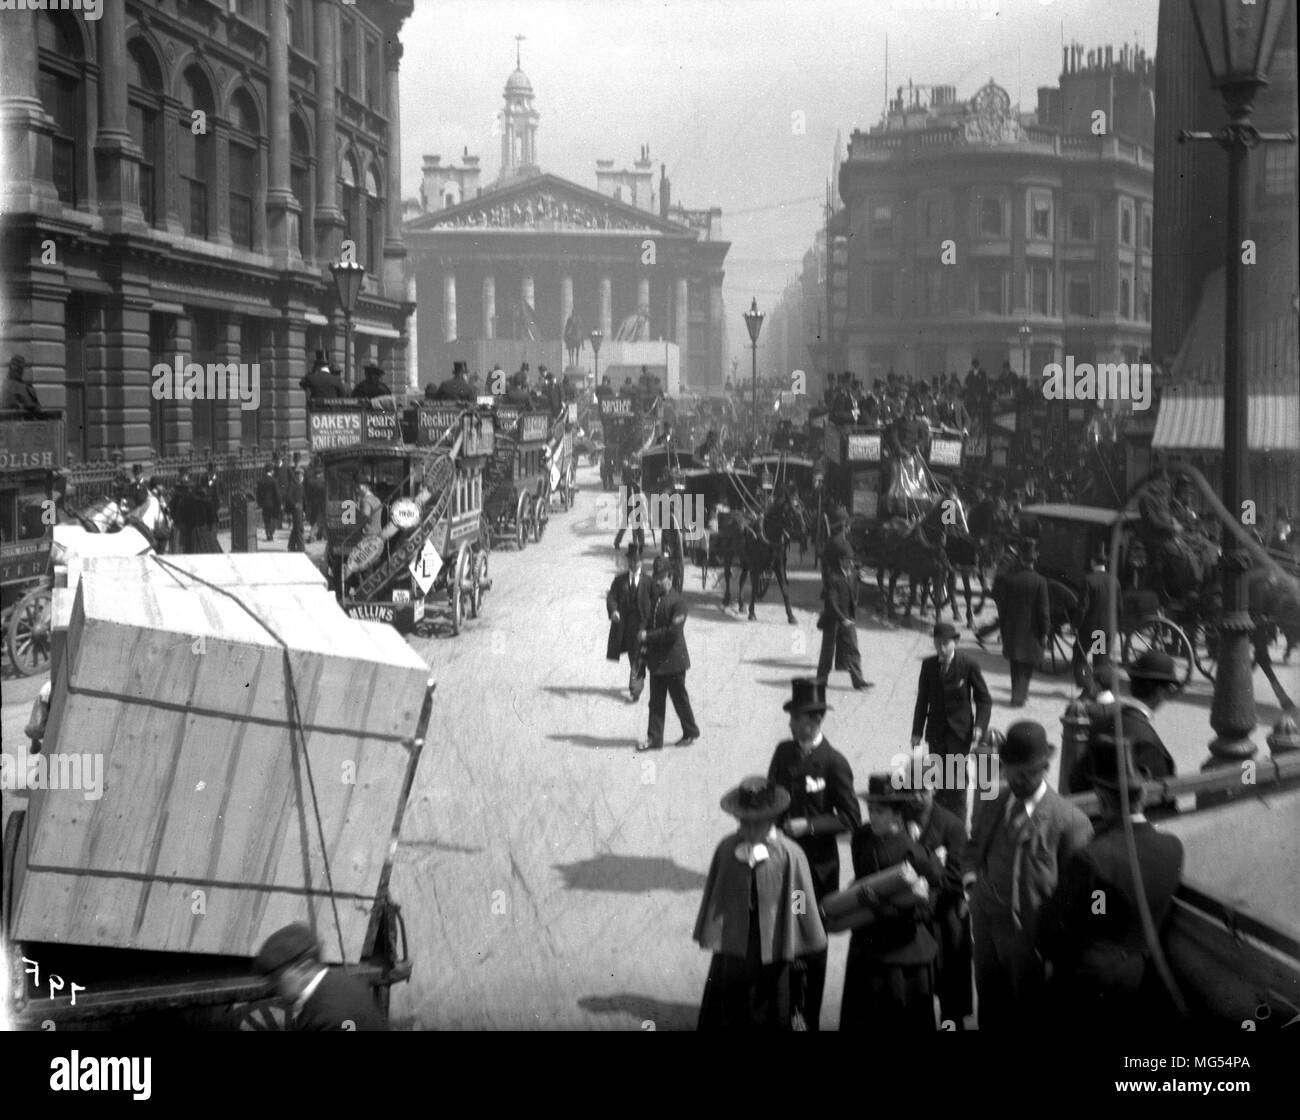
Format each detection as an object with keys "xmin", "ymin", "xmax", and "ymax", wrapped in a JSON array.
[{"xmin": 1, "ymin": 0, "xmax": 1298, "ymax": 1045}]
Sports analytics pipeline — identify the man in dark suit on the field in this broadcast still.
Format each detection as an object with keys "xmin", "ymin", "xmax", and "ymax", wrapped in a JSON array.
[
  {"xmin": 612, "ymin": 457, "xmax": 646, "ymax": 552},
  {"xmin": 255, "ymin": 464, "xmax": 281, "ymax": 542},
  {"xmin": 353, "ymin": 363, "xmax": 392, "ymax": 400},
  {"xmin": 994, "ymin": 539, "xmax": 1051, "ymax": 706},
  {"xmin": 433, "ymin": 360, "xmax": 476, "ymax": 401},
  {"xmin": 1072, "ymin": 549, "xmax": 1120, "ymax": 696},
  {"xmin": 911, "ymin": 620, "xmax": 992, "ymax": 821},
  {"xmin": 635, "ymin": 557, "xmax": 699, "ymax": 751},
  {"xmin": 816, "ymin": 533, "xmax": 872, "ymax": 691},
  {"xmin": 300, "ymin": 351, "xmax": 347, "ymax": 400},
  {"xmin": 253, "ymin": 922, "xmax": 387, "ymax": 1031},
  {"xmin": 1038, "ymin": 733, "xmax": 1184, "ymax": 1027},
  {"xmin": 962, "ymin": 722, "xmax": 1093, "ymax": 1030},
  {"xmin": 606, "ymin": 544, "xmax": 649, "ymax": 702},
  {"xmin": 1072, "ymin": 650, "xmax": 1179, "ymax": 794},
  {"xmin": 766, "ymin": 677, "xmax": 861, "ymax": 1030}
]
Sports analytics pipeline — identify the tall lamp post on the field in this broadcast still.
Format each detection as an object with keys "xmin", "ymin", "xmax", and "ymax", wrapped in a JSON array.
[
  {"xmin": 590, "ymin": 328, "xmax": 603, "ymax": 388},
  {"xmin": 743, "ymin": 297, "xmax": 764, "ymax": 447},
  {"xmin": 330, "ymin": 259, "xmax": 366, "ymax": 390},
  {"xmin": 1180, "ymin": 0, "xmax": 1295, "ymax": 766},
  {"xmin": 1019, "ymin": 320, "xmax": 1032, "ymax": 382}
]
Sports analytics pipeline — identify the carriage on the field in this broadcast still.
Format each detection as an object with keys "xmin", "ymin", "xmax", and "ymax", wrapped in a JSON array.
[
  {"xmin": 545, "ymin": 413, "xmax": 577, "ymax": 512},
  {"xmin": 595, "ymin": 395, "xmax": 648, "ymax": 490},
  {"xmin": 315, "ymin": 399, "xmax": 494, "ymax": 637},
  {"xmin": 483, "ymin": 404, "xmax": 552, "ymax": 549}
]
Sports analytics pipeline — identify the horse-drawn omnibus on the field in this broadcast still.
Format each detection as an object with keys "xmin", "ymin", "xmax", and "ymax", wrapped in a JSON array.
[
  {"xmin": 484, "ymin": 404, "xmax": 551, "ymax": 549},
  {"xmin": 314, "ymin": 399, "xmax": 494, "ymax": 637},
  {"xmin": 596, "ymin": 395, "xmax": 647, "ymax": 490}
]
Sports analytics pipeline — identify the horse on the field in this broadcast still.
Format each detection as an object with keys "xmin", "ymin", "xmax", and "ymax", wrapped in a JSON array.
[
  {"xmin": 125, "ymin": 490, "xmax": 174, "ymax": 553},
  {"xmin": 713, "ymin": 490, "xmax": 806, "ymax": 623},
  {"xmin": 936, "ymin": 494, "xmax": 989, "ymax": 627},
  {"xmin": 858, "ymin": 499, "xmax": 953, "ymax": 623}
]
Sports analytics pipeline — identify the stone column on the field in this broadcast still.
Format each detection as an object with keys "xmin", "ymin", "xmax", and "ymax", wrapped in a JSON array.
[
  {"xmin": 522, "ymin": 275, "xmax": 535, "ymax": 311},
  {"xmin": 709, "ymin": 275, "xmax": 724, "ymax": 391},
  {"xmin": 482, "ymin": 274, "xmax": 496, "ymax": 339},
  {"xmin": 167, "ymin": 314, "xmax": 194, "ymax": 455},
  {"xmin": 214, "ymin": 121, "xmax": 232, "ymax": 247},
  {"xmin": 314, "ymin": 0, "xmax": 343, "ymax": 262},
  {"xmin": 561, "ymin": 274, "xmax": 573, "ymax": 333},
  {"xmin": 94, "ymin": 0, "xmax": 145, "ymax": 229},
  {"xmin": 0, "ymin": 7, "xmax": 59, "ymax": 213},
  {"xmin": 405, "ymin": 274, "xmax": 419, "ymax": 392},
  {"xmin": 675, "ymin": 277, "xmax": 689, "ymax": 383},
  {"xmin": 600, "ymin": 275, "xmax": 612, "ymax": 337},
  {"xmin": 443, "ymin": 273, "xmax": 457, "ymax": 342},
  {"xmin": 102, "ymin": 282, "xmax": 154, "ymax": 459},
  {"xmin": 383, "ymin": 40, "xmax": 406, "ymax": 296},
  {"xmin": 266, "ymin": 0, "xmax": 301, "ymax": 266}
]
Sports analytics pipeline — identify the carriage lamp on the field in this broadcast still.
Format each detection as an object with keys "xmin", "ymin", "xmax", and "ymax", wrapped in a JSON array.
[
  {"xmin": 1181, "ymin": 0, "xmax": 1295, "ymax": 766},
  {"xmin": 743, "ymin": 298, "xmax": 764, "ymax": 446},
  {"xmin": 330, "ymin": 259, "xmax": 367, "ymax": 390}
]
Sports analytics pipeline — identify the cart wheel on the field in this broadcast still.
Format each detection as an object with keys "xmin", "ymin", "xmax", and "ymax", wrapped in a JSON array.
[
  {"xmin": 479, "ymin": 512, "xmax": 493, "ymax": 555},
  {"xmin": 449, "ymin": 544, "xmax": 470, "ymax": 636},
  {"xmin": 1188, "ymin": 617, "xmax": 1256, "ymax": 683},
  {"xmin": 533, "ymin": 492, "xmax": 549, "ymax": 542},
  {"xmin": 6, "ymin": 586, "xmax": 52, "ymax": 678},
  {"xmin": 1122, "ymin": 616, "xmax": 1194, "ymax": 688},
  {"xmin": 3, "ymin": 809, "xmax": 25, "ymax": 938},
  {"xmin": 470, "ymin": 549, "xmax": 489, "ymax": 618},
  {"xmin": 516, "ymin": 494, "xmax": 531, "ymax": 550},
  {"xmin": 1040, "ymin": 580, "xmax": 1078, "ymax": 676},
  {"xmin": 235, "ymin": 1000, "xmax": 289, "ymax": 1031}
]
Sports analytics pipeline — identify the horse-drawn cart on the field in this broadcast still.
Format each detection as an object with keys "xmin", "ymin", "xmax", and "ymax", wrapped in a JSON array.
[
  {"xmin": 545, "ymin": 413, "xmax": 576, "ymax": 512},
  {"xmin": 315, "ymin": 399, "xmax": 494, "ymax": 637},
  {"xmin": 484, "ymin": 405, "xmax": 551, "ymax": 549}
]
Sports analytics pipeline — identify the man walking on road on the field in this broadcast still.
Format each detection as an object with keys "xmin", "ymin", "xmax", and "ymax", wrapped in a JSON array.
[
  {"xmin": 606, "ymin": 543, "xmax": 649, "ymax": 702},
  {"xmin": 816, "ymin": 528, "xmax": 872, "ymax": 690},
  {"xmin": 766, "ymin": 678, "xmax": 861, "ymax": 1030},
  {"xmin": 911, "ymin": 621, "xmax": 992, "ymax": 821},
  {"xmin": 994, "ymin": 539, "xmax": 1051, "ymax": 707},
  {"xmin": 636, "ymin": 557, "xmax": 700, "ymax": 751},
  {"xmin": 1072, "ymin": 548, "xmax": 1120, "ymax": 697}
]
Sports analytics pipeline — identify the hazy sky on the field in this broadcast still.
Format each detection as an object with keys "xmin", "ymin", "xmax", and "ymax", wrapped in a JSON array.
[{"xmin": 398, "ymin": 0, "xmax": 1160, "ymax": 364}]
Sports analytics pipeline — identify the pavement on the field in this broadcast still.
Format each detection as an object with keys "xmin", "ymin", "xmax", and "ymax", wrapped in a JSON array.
[{"xmin": 3, "ymin": 462, "xmax": 1296, "ymax": 1029}]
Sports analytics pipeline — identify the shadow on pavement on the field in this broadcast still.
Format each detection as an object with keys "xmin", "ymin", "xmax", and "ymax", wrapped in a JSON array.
[
  {"xmin": 554, "ymin": 853, "xmax": 708, "ymax": 893},
  {"xmin": 542, "ymin": 685, "xmax": 630, "ymax": 702},
  {"xmin": 577, "ymin": 993, "xmax": 699, "ymax": 1030},
  {"xmin": 547, "ymin": 733, "xmax": 636, "ymax": 750},
  {"xmin": 395, "ymin": 838, "xmax": 485, "ymax": 856},
  {"xmin": 745, "ymin": 657, "xmax": 815, "ymax": 669}
]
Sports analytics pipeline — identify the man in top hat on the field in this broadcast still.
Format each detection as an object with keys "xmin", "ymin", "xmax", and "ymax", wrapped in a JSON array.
[
  {"xmin": 300, "ymin": 351, "xmax": 347, "ymax": 400},
  {"xmin": 255, "ymin": 459, "xmax": 282, "ymax": 542},
  {"xmin": 433, "ymin": 359, "xmax": 476, "ymax": 401},
  {"xmin": 816, "ymin": 525, "xmax": 872, "ymax": 691},
  {"xmin": 766, "ymin": 678, "xmax": 860, "ymax": 1029},
  {"xmin": 911, "ymin": 621, "xmax": 992, "ymax": 821},
  {"xmin": 606, "ymin": 543, "xmax": 650, "ymax": 702},
  {"xmin": 1, "ymin": 355, "xmax": 42, "ymax": 414},
  {"xmin": 694, "ymin": 776, "xmax": 827, "ymax": 1030},
  {"xmin": 1071, "ymin": 650, "xmax": 1178, "ymax": 795},
  {"xmin": 1072, "ymin": 547, "xmax": 1120, "ymax": 697},
  {"xmin": 253, "ymin": 922, "xmax": 387, "ymax": 1030},
  {"xmin": 962, "ymin": 721, "xmax": 1093, "ymax": 1030},
  {"xmin": 595, "ymin": 375, "xmax": 614, "ymax": 402},
  {"xmin": 838, "ymin": 775, "xmax": 943, "ymax": 1031},
  {"xmin": 352, "ymin": 363, "xmax": 392, "ymax": 401},
  {"xmin": 993, "ymin": 538, "xmax": 1051, "ymax": 707},
  {"xmin": 1037, "ymin": 734, "xmax": 1184, "ymax": 1028},
  {"xmin": 635, "ymin": 556, "xmax": 699, "ymax": 751}
]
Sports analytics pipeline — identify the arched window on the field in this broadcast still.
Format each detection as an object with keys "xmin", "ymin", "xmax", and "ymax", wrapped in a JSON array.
[
  {"xmin": 127, "ymin": 40, "xmax": 164, "ymax": 226},
  {"xmin": 290, "ymin": 114, "xmax": 313, "ymax": 258},
  {"xmin": 178, "ymin": 67, "xmax": 216, "ymax": 238},
  {"xmin": 364, "ymin": 165, "xmax": 383, "ymax": 273},
  {"xmin": 228, "ymin": 89, "xmax": 261, "ymax": 251},
  {"xmin": 37, "ymin": 12, "xmax": 85, "ymax": 207},
  {"xmin": 339, "ymin": 154, "xmax": 360, "ymax": 255}
]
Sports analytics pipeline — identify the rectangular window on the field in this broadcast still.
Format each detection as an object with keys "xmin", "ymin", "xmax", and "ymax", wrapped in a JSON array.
[
  {"xmin": 1140, "ymin": 275, "xmax": 1152, "ymax": 322},
  {"xmin": 366, "ymin": 35, "xmax": 382, "ymax": 109},
  {"xmin": 1031, "ymin": 266, "xmax": 1051, "ymax": 315},
  {"xmin": 1069, "ymin": 204, "xmax": 1093, "ymax": 241},
  {"xmin": 65, "ymin": 297, "xmax": 88, "ymax": 461},
  {"xmin": 40, "ymin": 70, "xmax": 78, "ymax": 206},
  {"xmin": 1141, "ymin": 210, "xmax": 1153, "ymax": 250},
  {"xmin": 870, "ymin": 268, "xmax": 895, "ymax": 316},
  {"xmin": 871, "ymin": 204, "xmax": 893, "ymax": 243},
  {"xmin": 1119, "ymin": 199, "xmax": 1134, "ymax": 246},
  {"xmin": 340, "ymin": 18, "xmax": 358, "ymax": 96},
  {"xmin": 979, "ymin": 196, "xmax": 1003, "ymax": 236},
  {"xmin": 236, "ymin": 0, "xmax": 265, "ymax": 25},
  {"xmin": 1119, "ymin": 274, "xmax": 1133, "ymax": 320},
  {"xmin": 1030, "ymin": 195, "xmax": 1052, "ymax": 239},
  {"xmin": 288, "ymin": 1, "xmax": 310, "ymax": 52},
  {"xmin": 977, "ymin": 267, "xmax": 1004, "ymax": 314},
  {"xmin": 230, "ymin": 144, "xmax": 257, "ymax": 251},
  {"xmin": 129, "ymin": 103, "xmax": 159, "ymax": 226},
  {"xmin": 291, "ymin": 163, "xmax": 311, "ymax": 257},
  {"xmin": 192, "ymin": 312, "xmax": 219, "ymax": 452},
  {"xmin": 920, "ymin": 268, "xmax": 944, "ymax": 316},
  {"xmin": 1068, "ymin": 273, "xmax": 1092, "ymax": 317}
]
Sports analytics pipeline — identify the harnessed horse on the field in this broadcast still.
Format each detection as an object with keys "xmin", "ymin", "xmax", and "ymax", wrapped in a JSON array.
[
  {"xmin": 858, "ymin": 497, "xmax": 956, "ymax": 623},
  {"xmin": 713, "ymin": 489, "xmax": 806, "ymax": 623}
]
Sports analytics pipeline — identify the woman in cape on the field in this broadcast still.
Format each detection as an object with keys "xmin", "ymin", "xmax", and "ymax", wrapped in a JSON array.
[{"xmin": 694, "ymin": 776, "xmax": 827, "ymax": 1030}]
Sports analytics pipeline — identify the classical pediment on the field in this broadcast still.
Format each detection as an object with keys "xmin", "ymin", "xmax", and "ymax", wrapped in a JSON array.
[{"xmin": 405, "ymin": 173, "xmax": 692, "ymax": 237}]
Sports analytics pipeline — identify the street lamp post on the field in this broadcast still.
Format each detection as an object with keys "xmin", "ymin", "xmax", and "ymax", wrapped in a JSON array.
[
  {"xmin": 330, "ymin": 259, "xmax": 366, "ymax": 390},
  {"xmin": 743, "ymin": 297, "xmax": 764, "ymax": 448},
  {"xmin": 590, "ymin": 328, "xmax": 603, "ymax": 387},
  {"xmin": 1181, "ymin": 0, "xmax": 1295, "ymax": 766},
  {"xmin": 1019, "ymin": 320, "xmax": 1032, "ymax": 383}
]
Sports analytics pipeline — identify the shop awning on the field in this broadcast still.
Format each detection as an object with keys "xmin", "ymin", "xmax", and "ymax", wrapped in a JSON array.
[{"xmin": 1151, "ymin": 387, "xmax": 1300, "ymax": 453}]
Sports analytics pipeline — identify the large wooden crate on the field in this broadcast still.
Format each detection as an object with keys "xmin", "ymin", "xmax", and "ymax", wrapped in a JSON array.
[{"xmin": 12, "ymin": 561, "xmax": 431, "ymax": 963}]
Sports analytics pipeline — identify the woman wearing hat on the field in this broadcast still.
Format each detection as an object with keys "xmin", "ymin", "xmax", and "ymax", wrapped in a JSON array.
[
  {"xmin": 838, "ymin": 775, "xmax": 943, "ymax": 1031},
  {"xmin": 694, "ymin": 777, "xmax": 827, "ymax": 1030}
]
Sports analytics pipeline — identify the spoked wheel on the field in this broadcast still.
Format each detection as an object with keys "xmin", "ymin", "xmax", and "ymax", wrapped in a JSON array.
[
  {"xmin": 470, "ymin": 549, "xmax": 489, "ymax": 618},
  {"xmin": 479, "ymin": 512, "xmax": 493, "ymax": 555},
  {"xmin": 1189, "ymin": 617, "xmax": 1256, "ymax": 683},
  {"xmin": 6, "ymin": 586, "xmax": 52, "ymax": 677},
  {"xmin": 1122, "ymin": 615, "xmax": 1195, "ymax": 688},
  {"xmin": 1041, "ymin": 580, "xmax": 1079, "ymax": 676},
  {"xmin": 515, "ymin": 493, "xmax": 530, "ymax": 550},
  {"xmin": 448, "ymin": 544, "xmax": 470, "ymax": 636},
  {"xmin": 533, "ymin": 491, "xmax": 549, "ymax": 542}
]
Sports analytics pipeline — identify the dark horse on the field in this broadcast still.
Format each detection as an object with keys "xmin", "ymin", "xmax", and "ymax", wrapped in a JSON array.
[
  {"xmin": 857, "ymin": 499, "xmax": 954, "ymax": 623},
  {"xmin": 710, "ymin": 492, "xmax": 806, "ymax": 623}
]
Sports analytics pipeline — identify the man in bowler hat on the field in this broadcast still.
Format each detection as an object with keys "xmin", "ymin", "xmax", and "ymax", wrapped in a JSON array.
[
  {"xmin": 253, "ymin": 923, "xmax": 387, "ymax": 1030},
  {"xmin": 606, "ymin": 543, "xmax": 649, "ymax": 701},
  {"xmin": 962, "ymin": 722, "xmax": 1092, "ymax": 1029},
  {"xmin": 1037, "ymin": 734, "xmax": 1184, "ymax": 1028},
  {"xmin": 816, "ymin": 523, "xmax": 872, "ymax": 691},
  {"xmin": 993, "ymin": 539, "xmax": 1051, "ymax": 706},
  {"xmin": 636, "ymin": 557, "xmax": 700, "ymax": 750},
  {"xmin": 911, "ymin": 620, "xmax": 992, "ymax": 821},
  {"xmin": 766, "ymin": 678, "xmax": 861, "ymax": 1028}
]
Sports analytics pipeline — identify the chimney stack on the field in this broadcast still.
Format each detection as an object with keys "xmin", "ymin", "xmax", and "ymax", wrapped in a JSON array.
[{"xmin": 660, "ymin": 163, "xmax": 671, "ymax": 219}]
